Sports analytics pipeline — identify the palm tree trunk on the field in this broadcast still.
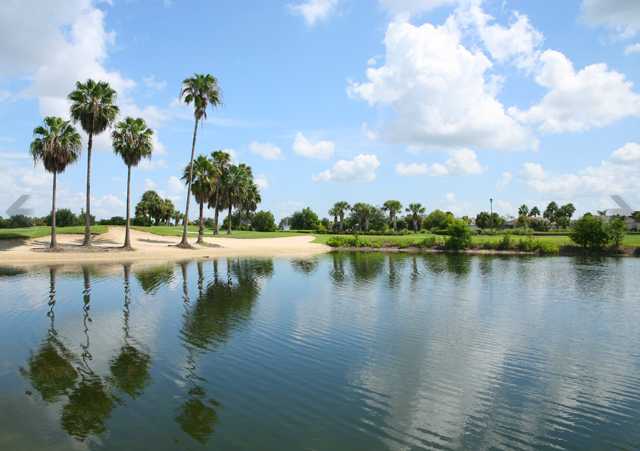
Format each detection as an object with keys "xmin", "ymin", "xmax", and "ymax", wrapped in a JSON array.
[
  {"xmin": 227, "ymin": 204, "xmax": 232, "ymax": 235},
  {"xmin": 50, "ymin": 172, "xmax": 57, "ymax": 249},
  {"xmin": 124, "ymin": 165, "xmax": 132, "ymax": 249},
  {"xmin": 413, "ymin": 218, "xmax": 418, "ymax": 232},
  {"xmin": 393, "ymin": 214, "xmax": 397, "ymax": 231},
  {"xmin": 197, "ymin": 200, "xmax": 204, "ymax": 244},
  {"xmin": 179, "ymin": 118, "xmax": 199, "ymax": 247},
  {"xmin": 213, "ymin": 191, "xmax": 220, "ymax": 235},
  {"xmin": 339, "ymin": 215, "xmax": 344, "ymax": 233},
  {"xmin": 83, "ymin": 131, "xmax": 93, "ymax": 246}
]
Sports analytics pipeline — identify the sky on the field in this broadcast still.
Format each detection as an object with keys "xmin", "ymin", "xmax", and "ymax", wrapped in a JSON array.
[{"xmin": 0, "ymin": 0, "xmax": 639, "ymax": 221}]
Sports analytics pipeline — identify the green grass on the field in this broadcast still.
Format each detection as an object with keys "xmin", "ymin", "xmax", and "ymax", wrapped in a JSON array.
[
  {"xmin": 132, "ymin": 225, "xmax": 309, "ymax": 239},
  {"xmin": 0, "ymin": 225, "xmax": 108, "ymax": 240}
]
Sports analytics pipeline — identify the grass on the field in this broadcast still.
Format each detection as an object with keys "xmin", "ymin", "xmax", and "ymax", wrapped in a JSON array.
[
  {"xmin": 0, "ymin": 225, "xmax": 108, "ymax": 240},
  {"xmin": 131, "ymin": 225, "xmax": 309, "ymax": 239}
]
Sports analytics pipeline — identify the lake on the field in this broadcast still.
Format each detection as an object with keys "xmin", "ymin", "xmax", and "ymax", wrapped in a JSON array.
[{"xmin": 1, "ymin": 253, "xmax": 639, "ymax": 450}]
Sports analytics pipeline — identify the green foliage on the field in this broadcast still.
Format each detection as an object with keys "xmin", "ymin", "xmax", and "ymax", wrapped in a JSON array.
[
  {"xmin": 290, "ymin": 207, "xmax": 320, "ymax": 230},
  {"xmin": 134, "ymin": 191, "xmax": 173, "ymax": 226},
  {"xmin": 98, "ymin": 216, "xmax": 126, "ymax": 226},
  {"xmin": 7, "ymin": 215, "xmax": 34, "ymax": 228},
  {"xmin": 570, "ymin": 214, "xmax": 611, "ymax": 250},
  {"xmin": 45, "ymin": 209, "xmax": 78, "ymax": 227},
  {"xmin": 251, "ymin": 211, "xmax": 276, "ymax": 232},
  {"xmin": 445, "ymin": 219, "xmax": 472, "ymax": 250},
  {"xmin": 608, "ymin": 217, "xmax": 627, "ymax": 248},
  {"xmin": 423, "ymin": 209, "xmax": 454, "ymax": 230},
  {"xmin": 475, "ymin": 211, "xmax": 504, "ymax": 229}
]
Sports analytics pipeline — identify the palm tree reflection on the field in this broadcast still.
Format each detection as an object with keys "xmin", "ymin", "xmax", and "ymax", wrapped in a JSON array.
[{"xmin": 108, "ymin": 264, "xmax": 151, "ymax": 399}]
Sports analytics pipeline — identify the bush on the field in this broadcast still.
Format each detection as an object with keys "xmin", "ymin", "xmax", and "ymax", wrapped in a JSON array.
[
  {"xmin": 7, "ymin": 215, "xmax": 33, "ymax": 228},
  {"xmin": 608, "ymin": 217, "xmax": 626, "ymax": 248},
  {"xmin": 497, "ymin": 233, "xmax": 513, "ymax": 250},
  {"xmin": 251, "ymin": 211, "xmax": 276, "ymax": 232},
  {"xmin": 445, "ymin": 219, "xmax": 472, "ymax": 250},
  {"xmin": 418, "ymin": 235, "xmax": 443, "ymax": 248},
  {"xmin": 290, "ymin": 207, "xmax": 319, "ymax": 230},
  {"xmin": 45, "ymin": 208, "xmax": 78, "ymax": 227},
  {"xmin": 570, "ymin": 215, "xmax": 611, "ymax": 250},
  {"xmin": 98, "ymin": 216, "xmax": 126, "ymax": 226}
]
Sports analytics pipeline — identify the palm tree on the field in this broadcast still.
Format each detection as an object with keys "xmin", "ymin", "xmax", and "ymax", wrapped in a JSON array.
[
  {"xmin": 68, "ymin": 79, "xmax": 119, "ymax": 246},
  {"xmin": 406, "ymin": 203, "xmax": 426, "ymax": 232},
  {"xmin": 351, "ymin": 203, "xmax": 373, "ymax": 232},
  {"xmin": 383, "ymin": 200, "xmax": 403, "ymax": 231},
  {"xmin": 182, "ymin": 155, "xmax": 215, "ymax": 244},
  {"xmin": 222, "ymin": 164, "xmax": 253, "ymax": 235},
  {"xmin": 529, "ymin": 206, "xmax": 540, "ymax": 217},
  {"xmin": 328, "ymin": 207, "xmax": 338, "ymax": 231},
  {"xmin": 178, "ymin": 74, "xmax": 222, "ymax": 248},
  {"xmin": 518, "ymin": 204, "xmax": 529, "ymax": 217},
  {"xmin": 30, "ymin": 117, "xmax": 82, "ymax": 249},
  {"xmin": 112, "ymin": 117, "xmax": 154, "ymax": 249},
  {"xmin": 332, "ymin": 201, "xmax": 350, "ymax": 232},
  {"xmin": 209, "ymin": 150, "xmax": 231, "ymax": 235}
]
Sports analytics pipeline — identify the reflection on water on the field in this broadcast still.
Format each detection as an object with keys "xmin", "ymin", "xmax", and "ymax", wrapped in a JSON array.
[{"xmin": 2, "ymin": 253, "xmax": 640, "ymax": 450}]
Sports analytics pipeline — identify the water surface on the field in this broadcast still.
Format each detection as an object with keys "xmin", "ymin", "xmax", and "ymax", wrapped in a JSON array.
[{"xmin": 1, "ymin": 254, "xmax": 639, "ymax": 450}]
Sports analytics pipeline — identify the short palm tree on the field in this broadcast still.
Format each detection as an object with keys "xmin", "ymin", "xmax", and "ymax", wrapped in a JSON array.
[
  {"xmin": 222, "ymin": 164, "xmax": 252, "ymax": 235},
  {"xmin": 182, "ymin": 155, "xmax": 215, "ymax": 244},
  {"xmin": 209, "ymin": 150, "xmax": 231, "ymax": 235},
  {"xmin": 351, "ymin": 203, "xmax": 373, "ymax": 232},
  {"xmin": 68, "ymin": 79, "xmax": 119, "ymax": 246},
  {"xmin": 179, "ymin": 74, "xmax": 222, "ymax": 247},
  {"xmin": 333, "ymin": 201, "xmax": 350, "ymax": 232},
  {"xmin": 30, "ymin": 117, "xmax": 82, "ymax": 249},
  {"xmin": 328, "ymin": 207, "xmax": 338, "ymax": 231},
  {"xmin": 112, "ymin": 117, "xmax": 154, "ymax": 249},
  {"xmin": 406, "ymin": 203, "xmax": 426, "ymax": 232},
  {"xmin": 383, "ymin": 200, "xmax": 403, "ymax": 231}
]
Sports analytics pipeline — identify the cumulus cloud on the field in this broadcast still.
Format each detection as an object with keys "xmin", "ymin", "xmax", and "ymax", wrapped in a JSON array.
[
  {"xmin": 496, "ymin": 171, "xmax": 513, "ymax": 191},
  {"xmin": 348, "ymin": 19, "xmax": 534, "ymax": 151},
  {"xmin": 289, "ymin": 0, "xmax": 339, "ymax": 26},
  {"xmin": 138, "ymin": 158, "xmax": 168, "ymax": 172},
  {"xmin": 625, "ymin": 43, "xmax": 640, "ymax": 54},
  {"xmin": 313, "ymin": 154, "xmax": 380, "ymax": 182},
  {"xmin": 249, "ymin": 141, "xmax": 283, "ymax": 160},
  {"xmin": 292, "ymin": 132, "xmax": 335, "ymax": 159},
  {"xmin": 510, "ymin": 50, "xmax": 640, "ymax": 132},
  {"xmin": 582, "ymin": 0, "xmax": 640, "ymax": 37},
  {"xmin": 379, "ymin": 0, "xmax": 457, "ymax": 17},
  {"xmin": 521, "ymin": 142, "xmax": 640, "ymax": 198},
  {"xmin": 395, "ymin": 149, "xmax": 485, "ymax": 176},
  {"xmin": 254, "ymin": 174, "xmax": 270, "ymax": 190},
  {"xmin": 142, "ymin": 75, "xmax": 167, "ymax": 91}
]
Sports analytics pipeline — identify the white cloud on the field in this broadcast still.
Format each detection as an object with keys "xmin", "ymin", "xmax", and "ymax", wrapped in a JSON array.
[
  {"xmin": 396, "ymin": 148, "xmax": 485, "ymax": 176},
  {"xmin": 255, "ymin": 174, "xmax": 270, "ymax": 190},
  {"xmin": 142, "ymin": 75, "xmax": 167, "ymax": 91},
  {"xmin": 510, "ymin": 50, "xmax": 640, "ymax": 132},
  {"xmin": 249, "ymin": 141, "xmax": 283, "ymax": 160},
  {"xmin": 167, "ymin": 175, "xmax": 185, "ymax": 194},
  {"xmin": 289, "ymin": 0, "xmax": 338, "ymax": 26},
  {"xmin": 522, "ymin": 142, "xmax": 640, "ymax": 199},
  {"xmin": 144, "ymin": 178, "xmax": 157, "ymax": 191},
  {"xmin": 292, "ymin": 132, "xmax": 335, "ymax": 159},
  {"xmin": 313, "ymin": 154, "xmax": 380, "ymax": 182},
  {"xmin": 349, "ymin": 19, "xmax": 534, "ymax": 151},
  {"xmin": 138, "ymin": 159, "xmax": 168, "ymax": 172},
  {"xmin": 379, "ymin": 0, "xmax": 457, "ymax": 17},
  {"xmin": 496, "ymin": 171, "xmax": 512, "ymax": 191},
  {"xmin": 361, "ymin": 122, "xmax": 379, "ymax": 141},
  {"xmin": 221, "ymin": 148, "xmax": 239, "ymax": 162},
  {"xmin": 582, "ymin": 0, "xmax": 640, "ymax": 37},
  {"xmin": 625, "ymin": 43, "xmax": 640, "ymax": 54}
]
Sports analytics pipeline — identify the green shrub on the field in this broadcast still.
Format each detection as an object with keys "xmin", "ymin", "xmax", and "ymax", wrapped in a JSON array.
[
  {"xmin": 536, "ymin": 241, "xmax": 560, "ymax": 255},
  {"xmin": 251, "ymin": 210, "xmax": 276, "ymax": 232},
  {"xmin": 497, "ymin": 233, "xmax": 513, "ymax": 250},
  {"xmin": 607, "ymin": 217, "xmax": 626, "ymax": 248},
  {"xmin": 445, "ymin": 219, "xmax": 472, "ymax": 250},
  {"xmin": 570, "ymin": 215, "xmax": 611, "ymax": 250},
  {"xmin": 418, "ymin": 236, "xmax": 443, "ymax": 248}
]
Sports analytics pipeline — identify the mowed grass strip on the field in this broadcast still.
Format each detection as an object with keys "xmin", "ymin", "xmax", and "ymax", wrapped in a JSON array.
[
  {"xmin": 0, "ymin": 225, "xmax": 108, "ymax": 240},
  {"xmin": 132, "ymin": 226, "xmax": 309, "ymax": 239}
]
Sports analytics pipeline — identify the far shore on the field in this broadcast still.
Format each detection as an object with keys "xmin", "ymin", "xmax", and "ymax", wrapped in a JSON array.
[{"xmin": 0, "ymin": 226, "xmax": 330, "ymax": 266}]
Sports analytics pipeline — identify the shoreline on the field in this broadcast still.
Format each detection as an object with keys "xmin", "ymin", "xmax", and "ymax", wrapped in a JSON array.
[{"xmin": 329, "ymin": 246, "xmax": 638, "ymax": 257}]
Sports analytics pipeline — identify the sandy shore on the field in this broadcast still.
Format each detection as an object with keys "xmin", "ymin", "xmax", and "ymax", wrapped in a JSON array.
[{"xmin": 0, "ymin": 226, "xmax": 330, "ymax": 265}]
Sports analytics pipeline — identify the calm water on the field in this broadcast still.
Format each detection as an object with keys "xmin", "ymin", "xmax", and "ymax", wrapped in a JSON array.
[{"xmin": 1, "ymin": 254, "xmax": 639, "ymax": 450}]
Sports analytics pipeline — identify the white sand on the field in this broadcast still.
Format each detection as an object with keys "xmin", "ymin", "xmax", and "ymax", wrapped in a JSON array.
[{"xmin": 0, "ymin": 226, "xmax": 330, "ymax": 265}]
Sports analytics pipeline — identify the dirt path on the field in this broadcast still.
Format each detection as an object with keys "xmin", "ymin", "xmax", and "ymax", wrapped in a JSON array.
[{"xmin": 0, "ymin": 226, "xmax": 330, "ymax": 265}]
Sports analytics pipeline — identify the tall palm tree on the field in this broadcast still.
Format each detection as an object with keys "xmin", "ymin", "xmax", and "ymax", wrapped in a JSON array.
[
  {"xmin": 351, "ymin": 203, "xmax": 373, "ymax": 232},
  {"xmin": 383, "ymin": 200, "xmax": 403, "ymax": 231},
  {"xmin": 222, "ymin": 164, "xmax": 253, "ymax": 235},
  {"xmin": 333, "ymin": 201, "xmax": 350, "ymax": 233},
  {"xmin": 68, "ymin": 79, "xmax": 119, "ymax": 246},
  {"xmin": 112, "ymin": 117, "xmax": 154, "ymax": 249},
  {"xmin": 328, "ymin": 207, "xmax": 338, "ymax": 231},
  {"xmin": 406, "ymin": 203, "xmax": 426, "ymax": 232},
  {"xmin": 182, "ymin": 155, "xmax": 215, "ymax": 244},
  {"xmin": 179, "ymin": 74, "xmax": 222, "ymax": 248},
  {"xmin": 30, "ymin": 117, "xmax": 82, "ymax": 249},
  {"xmin": 208, "ymin": 150, "xmax": 231, "ymax": 235}
]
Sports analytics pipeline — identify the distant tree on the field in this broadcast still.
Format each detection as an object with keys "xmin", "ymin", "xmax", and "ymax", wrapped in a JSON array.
[
  {"xmin": 160, "ymin": 199, "xmax": 176, "ymax": 225},
  {"xmin": 518, "ymin": 204, "xmax": 529, "ymax": 217},
  {"xmin": 445, "ymin": 219, "xmax": 472, "ymax": 250},
  {"xmin": 423, "ymin": 209, "xmax": 454, "ymax": 231},
  {"xmin": 77, "ymin": 211, "xmax": 96, "ymax": 227},
  {"xmin": 529, "ymin": 206, "xmax": 540, "ymax": 217},
  {"xmin": 328, "ymin": 207, "xmax": 339, "ymax": 231},
  {"xmin": 332, "ymin": 201, "xmax": 350, "ymax": 232},
  {"xmin": 251, "ymin": 211, "xmax": 276, "ymax": 232},
  {"xmin": 632, "ymin": 211, "xmax": 640, "ymax": 222},
  {"xmin": 173, "ymin": 211, "xmax": 183, "ymax": 226},
  {"xmin": 8, "ymin": 215, "xmax": 34, "ymax": 228},
  {"xmin": 608, "ymin": 217, "xmax": 627, "ymax": 248},
  {"xmin": 382, "ymin": 200, "xmax": 403, "ymax": 231},
  {"xmin": 543, "ymin": 201, "xmax": 559, "ymax": 225},
  {"xmin": 45, "ymin": 209, "xmax": 78, "ymax": 228},
  {"xmin": 405, "ymin": 203, "xmax": 426, "ymax": 232},
  {"xmin": 570, "ymin": 214, "xmax": 610, "ymax": 250},
  {"xmin": 290, "ymin": 207, "xmax": 319, "ymax": 230},
  {"xmin": 475, "ymin": 212, "xmax": 504, "ymax": 230},
  {"xmin": 68, "ymin": 79, "xmax": 119, "ymax": 246},
  {"xmin": 208, "ymin": 150, "xmax": 231, "ymax": 235},
  {"xmin": 556, "ymin": 203, "xmax": 576, "ymax": 228},
  {"xmin": 29, "ymin": 116, "xmax": 82, "ymax": 248},
  {"xmin": 135, "ymin": 191, "xmax": 164, "ymax": 225},
  {"xmin": 182, "ymin": 155, "xmax": 214, "ymax": 244},
  {"xmin": 351, "ymin": 203, "xmax": 375, "ymax": 232}
]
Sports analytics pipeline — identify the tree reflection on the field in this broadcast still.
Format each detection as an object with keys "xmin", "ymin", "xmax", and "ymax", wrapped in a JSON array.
[
  {"xmin": 108, "ymin": 264, "xmax": 151, "ymax": 399},
  {"xmin": 134, "ymin": 264, "xmax": 174, "ymax": 294},
  {"xmin": 290, "ymin": 258, "xmax": 319, "ymax": 275},
  {"xmin": 175, "ymin": 258, "xmax": 273, "ymax": 443},
  {"xmin": 349, "ymin": 252, "xmax": 385, "ymax": 282},
  {"xmin": 330, "ymin": 252, "xmax": 346, "ymax": 284},
  {"xmin": 387, "ymin": 255, "xmax": 406, "ymax": 288},
  {"xmin": 22, "ymin": 267, "xmax": 78, "ymax": 402},
  {"xmin": 60, "ymin": 266, "xmax": 115, "ymax": 441}
]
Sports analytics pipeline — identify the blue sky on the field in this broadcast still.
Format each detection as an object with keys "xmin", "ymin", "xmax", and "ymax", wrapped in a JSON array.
[{"xmin": 1, "ymin": 0, "xmax": 639, "ymax": 221}]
